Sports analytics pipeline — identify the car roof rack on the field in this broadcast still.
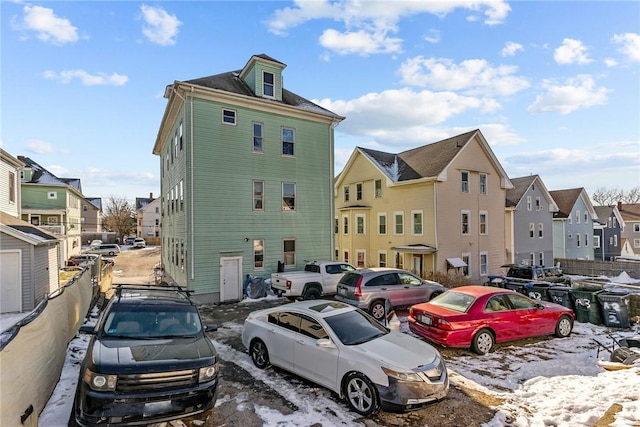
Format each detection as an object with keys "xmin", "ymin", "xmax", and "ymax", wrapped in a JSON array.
[{"xmin": 113, "ymin": 284, "xmax": 194, "ymax": 301}]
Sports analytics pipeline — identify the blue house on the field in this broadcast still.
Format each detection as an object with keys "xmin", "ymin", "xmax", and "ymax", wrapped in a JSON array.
[
  {"xmin": 593, "ymin": 205, "xmax": 624, "ymax": 261},
  {"xmin": 550, "ymin": 188, "xmax": 597, "ymax": 260}
]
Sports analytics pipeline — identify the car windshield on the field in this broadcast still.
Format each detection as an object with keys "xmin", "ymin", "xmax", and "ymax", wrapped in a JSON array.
[
  {"xmin": 324, "ymin": 310, "xmax": 388, "ymax": 345},
  {"xmin": 428, "ymin": 291, "xmax": 476, "ymax": 313},
  {"xmin": 102, "ymin": 305, "xmax": 202, "ymax": 338}
]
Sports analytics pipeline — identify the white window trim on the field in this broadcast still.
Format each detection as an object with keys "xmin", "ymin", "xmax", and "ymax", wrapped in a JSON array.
[
  {"xmin": 378, "ymin": 250, "xmax": 387, "ymax": 267},
  {"xmin": 222, "ymin": 108, "xmax": 236, "ymax": 125},
  {"xmin": 342, "ymin": 215, "xmax": 349, "ymax": 235},
  {"xmin": 462, "ymin": 252, "xmax": 471, "ymax": 277},
  {"xmin": 282, "ymin": 182, "xmax": 296, "ymax": 212},
  {"xmin": 461, "ymin": 171, "xmax": 469, "ymax": 193},
  {"xmin": 411, "ymin": 210, "xmax": 423, "ymax": 236},
  {"xmin": 479, "ymin": 173, "xmax": 487, "ymax": 195},
  {"xmin": 461, "ymin": 210, "xmax": 471, "ymax": 236},
  {"xmin": 252, "ymin": 121, "xmax": 264, "ymax": 153},
  {"xmin": 343, "ymin": 185, "xmax": 350, "ymax": 202},
  {"xmin": 393, "ymin": 211, "xmax": 404, "ymax": 235},
  {"xmin": 479, "ymin": 251, "xmax": 488, "ymax": 276},
  {"xmin": 538, "ymin": 223, "xmax": 543, "ymax": 239},
  {"xmin": 356, "ymin": 182, "xmax": 363, "ymax": 201},
  {"xmin": 374, "ymin": 179, "xmax": 382, "ymax": 198},
  {"xmin": 253, "ymin": 180, "xmax": 264, "ymax": 211},
  {"xmin": 48, "ymin": 191, "xmax": 57, "ymax": 199},
  {"xmin": 355, "ymin": 214, "xmax": 366, "ymax": 235},
  {"xmin": 262, "ymin": 70, "xmax": 275, "ymax": 99},
  {"xmin": 356, "ymin": 249, "xmax": 366, "ymax": 268},
  {"xmin": 479, "ymin": 210, "xmax": 488, "ymax": 235},
  {"xmin": 378, "ymin": 213, "xmax": 387, "ymax": 235},
  {"xmin": 527, "ymin": 196, "xmax": 532, "ymax": 211},
  {"xmin": 594, "ymin": 235, "xmax": 601, "ymax": 248}
]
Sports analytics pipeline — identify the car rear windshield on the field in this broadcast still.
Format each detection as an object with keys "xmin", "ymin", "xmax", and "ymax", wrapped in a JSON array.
[
  {"xmin": 103, "ymin": 305, "xmax": 202, "ymax": 338},
  {"xmin": 324, "ymin": 310, "xmax": 387, "ymax": 345},
  {"xmin": 428, "ymin": 291, "xmax": 476, "ymax": 313},
  {"xmin": 304, "ymin": 264, "xmax": 321, "ymax": 273},
  {"xmin": 338, "ymin": 272, "xmax": 361, "ymax": 287}
]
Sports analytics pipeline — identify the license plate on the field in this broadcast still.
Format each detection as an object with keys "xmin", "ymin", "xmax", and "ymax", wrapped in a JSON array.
[
  {"xmin": 419, "ymin": 315, "xmax": 432, "ymax": 325},
  {"xmin": 143, "ymin": 400, "xmax": 173, "ymax": 416},
  {"xmin": 338, "ymin": 288, "xmax": 346, "ymax": 295}
]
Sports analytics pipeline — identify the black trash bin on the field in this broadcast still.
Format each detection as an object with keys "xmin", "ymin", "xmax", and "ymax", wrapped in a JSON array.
[
  {"xmin": 527, "ymin": 282, "xmax": 552, "ymax": 301},
  {"xmin": 570, "ymin": 287, "xmax": 604, "ymax": 325},
  {"xmin": 548, "ymin": 286, "xmax": 574, "ymax": 310},
  {"xmin": 597, "ymin": 292, "xmax": 631, "ymax": 328},
  {"xmin": 504, "ymin": 281, "xmax": 529, "ymax": 295}
]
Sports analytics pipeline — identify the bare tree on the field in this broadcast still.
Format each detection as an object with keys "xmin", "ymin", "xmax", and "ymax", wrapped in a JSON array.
[
  {"xmin": 591, "ymin": 187, "xmax": 640, "ymax": 205},
  {"xmin": 102, "ymin": 196, "xmax": 137, "ymax": 241}
]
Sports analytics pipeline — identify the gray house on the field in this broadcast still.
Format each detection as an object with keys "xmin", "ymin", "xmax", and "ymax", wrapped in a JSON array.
[
  {"xmin": 550, "ymin": 188, "xmax": 597, "ymax": 260},
  {"xmin": 152, "ymin": 54, "xmax": 344, "ymax": 303},
  {"xmin": 0, "ymin": 211, "xmax": 60, "ymax": 313},
  {"xmin": 593, "ymin": 205, "xmax": 624, "ymax": 261},
  {"xmin": 505, "ymin": 175, "xmax": 558, "ymax": 267}
]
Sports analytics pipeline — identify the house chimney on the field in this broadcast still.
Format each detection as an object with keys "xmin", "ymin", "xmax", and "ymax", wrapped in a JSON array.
[{"xmin": 150, "ymin": 192, "xmax": 153, "ymax": 199}]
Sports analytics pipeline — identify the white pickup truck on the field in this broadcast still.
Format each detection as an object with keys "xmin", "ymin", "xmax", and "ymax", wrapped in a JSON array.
[{"xmin": 271, "ymin": 261, "xmax": 357, "ymax": 300}]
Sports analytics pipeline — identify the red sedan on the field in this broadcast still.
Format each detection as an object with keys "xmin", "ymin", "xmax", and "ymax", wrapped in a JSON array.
[{"xmin": 408, "ymin": 286, "xmax": 575, "ymax": 354}]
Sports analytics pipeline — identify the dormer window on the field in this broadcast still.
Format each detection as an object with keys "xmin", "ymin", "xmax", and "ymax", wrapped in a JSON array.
[{"xmin": 263, "ymin": 71, "xmax": 274, "ymax": 98}]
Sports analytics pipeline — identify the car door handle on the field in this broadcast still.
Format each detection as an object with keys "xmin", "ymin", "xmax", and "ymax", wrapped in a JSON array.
[
  {"xmin": 381, "ymin": 287, "xmax": 387, "ymax": 290},
  {"xmin": 296, "ymin": 339, "xmax": 306, "ymax": 345}
]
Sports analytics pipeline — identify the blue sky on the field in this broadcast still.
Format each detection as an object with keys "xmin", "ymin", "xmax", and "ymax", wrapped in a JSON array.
[{"xmin": 2, "ymin": 1, "xmax": 639, "ymax": 205}]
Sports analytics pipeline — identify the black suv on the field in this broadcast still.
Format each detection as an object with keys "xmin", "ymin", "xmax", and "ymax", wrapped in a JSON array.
[{"xmin": 71, "ymin": 285, "xmax": 219, "ymax": 426}]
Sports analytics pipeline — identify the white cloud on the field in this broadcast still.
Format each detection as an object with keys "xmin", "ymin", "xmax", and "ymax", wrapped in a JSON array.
[
  {"xmin": 12, "ymin": 5, "xmax": 78, "ymax": 45},
  {"xmin": 140, "ymin": 5, "xmax": 181, "ymax": 46},
  {"xmin": 612, "ymin": 32, "xmax": 640, "ymax": 62},
  {"xmin": 43, "ymin": 70, "xmax": 128, "ymax": 86},
  {"xmin": 319, "ymin": 28, "xmax": 402, "ymax": 55},
  {"xmin": 501, "ymin": 41, "xmax": 523, "ymax": 57},
  {"xmin": 398, "ymin": 56, "xmax": 530, "ymax": 97},
  {"xmin": 25, "ymin": 139, "xmax": 55, "ymax": 154},
  {"xmin": 267, "ymin": 1, "xmax": 510, "ymax": 55},
  {"xmin": 424, "ymin": 29, "xmax": 441, "ymax": 44},
  {"xmin": 527, "ymin": 75, "xmax": 609, "ymax": 115},
  {"xmin": 554, "ymin": 38, "xmax": 592, "ymax": 65},
  {"xmin": 604, "ymin": 58, "xmax": 618, "ymax": 68}
]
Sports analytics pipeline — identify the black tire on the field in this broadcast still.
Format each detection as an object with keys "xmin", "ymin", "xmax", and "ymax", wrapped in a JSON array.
[
  {"xmin": 302, "ymin": 287, "xmax": 321, "ymax": 300},
  {"xmin": 250, "ymin": 339, "xmax": 270, "ymax": 369},
  {"xmin": 343, "ymin": 372, "xmax": 380, "ymax": 416},
  {"xmin": 554, "ymin": 315, "xmax": 573, "ymax": 338},
  {"xmin": 369, "ymin": 300, "xmax": 386, "ymax": 321},
  {"xmin": 471, "ymin": 329, "xmax": 494, "ymax": 355}
]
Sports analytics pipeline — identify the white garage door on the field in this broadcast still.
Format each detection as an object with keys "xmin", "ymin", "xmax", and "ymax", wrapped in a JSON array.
[{"xmin": 0, "ymin": 251, "xmax": 22, "ymax": 313}]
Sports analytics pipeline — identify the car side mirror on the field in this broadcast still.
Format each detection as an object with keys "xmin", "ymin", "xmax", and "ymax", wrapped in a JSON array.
[
  {"xmin": 204, "ymin": 324, "xmax": 218, "ymax": 332},
  {"xmin": 316, "ymin": 338, "xmax": 335, "ymax": 348},
  {"xmin": 536, "ymin": 304, "xmax": 545, "ymax": 309},
  {"xmin": 79, "ymin": 325, "xmax": 96, "ymax": 335}
]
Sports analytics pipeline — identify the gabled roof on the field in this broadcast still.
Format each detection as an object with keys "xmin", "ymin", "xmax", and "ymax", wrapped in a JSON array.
[
  {"xmin": 136, "ymin": 197, "xmax": 155, "ymax": 210},
  {"xmin": 0, "ymin": 212, "xmax": 58, "ymax": 245},
  {"xmin": 593, "ymin": 205, "xmax": 625, "ymax": 227},
  {"xmin": 337, "ymin": 129, "xmax": 512, "ymax": 189},
  {"xmin": 84, "ymin": 197, "xmax": 102, "ymax": 210},
  {"xmin": 17, "ymin": 156, "xmax": 83, "ymax": 195},
  {"xmin": 618, "ymin": 203, "xmax": 640, "ymax": 222},
  {"xmin": 549, "ymin": 187, "xmax": 597, "ymax": 219},
  {"xmin": 506, "ymin": 175, "xmax": 558, "ymax": 211}
]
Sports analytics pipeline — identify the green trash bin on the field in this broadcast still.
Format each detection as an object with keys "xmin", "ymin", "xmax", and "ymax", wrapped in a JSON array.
[
  {"xmin": 570, "ymin": 287, "xmax": 604, "ymax": 325},
  {"xmin": 597, "ymin": 292, "xmax": 631, "ymax": 328},
  {"xmin": 548, "ymin": 286, "xmax": 574, "ymax": 310},
  {"xmin": 527, "ymin": 282, "xmax": 552, "ymax": 301}
]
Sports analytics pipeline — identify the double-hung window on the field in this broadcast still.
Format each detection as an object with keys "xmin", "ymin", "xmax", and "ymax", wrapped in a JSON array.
[
  {"xmin": 282, "ymin": 182, "xmax": 296, "ymax": 211},
  {"xmin": 253, "ymin": 181, "xmax": 264, "ymax": 210},
  {"xmin": 253, "ymin": 122, "xmax": 263, "ymax": 152},
  {"xmin": 254, "ymin": 240, "xmax": 264, "ymax": 269},
  {"xmin": 356, "ymin": 215, "xmax": 365, "ymax": 234},
  {"xmin": 378, "ymin": 213, "xmax": 387, "ymax": 234},
  {"xmin": 461, "ymin": 211, "xmax": 470, "ymax": 235},
  {"xmin": 356, "ymin": 183, "xmax": 363, "ymax": 200},
  {"xmin": 479, "ymin": 211, "xmax": 488, "ymax": 235},
  {"xmin": 283, "ymin": 239, "xmax": 295, "ymax": 266},
  {"xmin": 479, "ymin": 174, "xmax": 487, "ymax": 194},
  {"xmin": 461, "ymin": 171, "xmax": 469, "ymax": 193},
  {"xmin": 343, "ymin": 185, "xmax": 349, "ymax": 202},
  {"xmin": 374, "ymin": 179, "xmax": 382, "ymax": 198},
  {"xmin": 412, "ymin": 211, "xmax": 423, "ymax": 235},
  {"xmin": 282, "ymin": 127, "xmax": 295, "ymax": 156},
  {"xmin": 394, "ymin": 212, "xmax": 404, "ymax": 235},
  {"xmin": 263, "ymin": 71, "xmax": 275, "ymax": 97}
]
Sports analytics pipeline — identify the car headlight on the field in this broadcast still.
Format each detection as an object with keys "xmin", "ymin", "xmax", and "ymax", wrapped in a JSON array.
[
  {"xmin": 198, "ymin": 361, "xmax": 219, "ymax": 383},
  {"xmin": 84, "ymin": 369, "xmax": 117, "ymax": 391},
  {"xmin": 381, "ymin": 367, "xmax": 423, "ymax": 382}
]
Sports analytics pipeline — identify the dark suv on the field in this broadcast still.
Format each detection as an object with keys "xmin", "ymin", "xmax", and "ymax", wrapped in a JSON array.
[{"xmin": 71, "ymin": 285, "xmax": 219, "ymax": 426}]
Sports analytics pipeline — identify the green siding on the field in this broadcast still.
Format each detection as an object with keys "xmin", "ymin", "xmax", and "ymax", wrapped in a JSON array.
[{"xmin": 160, "ymin": 95, "xmax": 335, "ymax": 297}]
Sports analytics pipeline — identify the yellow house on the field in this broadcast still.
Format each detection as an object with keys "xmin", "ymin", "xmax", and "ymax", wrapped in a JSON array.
[{"xmin": 334, "ymin": 129, "xmax": 513, "ymax": 284}]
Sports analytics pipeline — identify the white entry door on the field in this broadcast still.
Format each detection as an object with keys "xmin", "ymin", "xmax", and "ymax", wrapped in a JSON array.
[
  {"xmin": 220, "ymin": 256, "xmax": 242, "ymax": 302},
  {"xmin": 1, "ymin": 251, "xmax": 22, "ymax": 313}
]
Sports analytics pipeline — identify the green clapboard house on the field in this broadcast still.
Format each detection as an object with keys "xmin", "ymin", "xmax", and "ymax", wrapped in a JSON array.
[{"xmin": 153, "ymin": 54, "xmax": 344, "ymax": 303}]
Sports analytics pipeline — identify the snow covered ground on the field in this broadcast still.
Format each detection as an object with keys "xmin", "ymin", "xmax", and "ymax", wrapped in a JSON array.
[{"xmin": 3, "ymin": 272, "xmax": 636, "ymax": 426}]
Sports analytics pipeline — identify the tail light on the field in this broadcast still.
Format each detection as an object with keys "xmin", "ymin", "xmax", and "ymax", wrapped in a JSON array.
[
  {"xmin": 436, "ymin": 318, "xmax": 453, "ymax": 330},
  {"xmin": 353, "ymin": 276, "xmax": 363, "ymax": 297},
  {"xmin": 286, "ymin": 280, "xmax": 292, "ymax": 289}
]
